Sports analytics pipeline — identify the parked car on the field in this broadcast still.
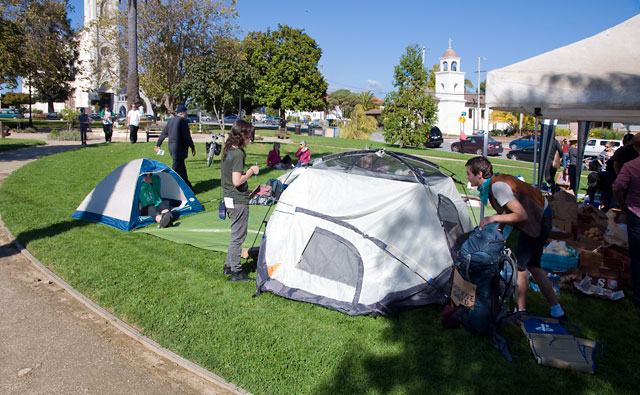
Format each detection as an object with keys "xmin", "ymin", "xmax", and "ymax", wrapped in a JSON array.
[
  {"xmin": 144, "ymin": 114, "xmax": 157, "ymax": 122},
  {"xmin": 308, "ymin": 119, "xmax": 323, "ymax": 128},
  {"xmin": 186, "ymin": 114, "xmax": 200, "ymax": 123},
  {"xmin": 223, "ymin": 115, "xmax": 238, "ymax": 124},
  {"xmin": 265, "ymin": 116, "xmax": 281, "ymax": 125},
  {"xmin": 450, "ymin": 135, "xmax": 504, "ymax": 155},
  {"xmin": 508, "ymin": 134, "xmax": 536, "ymax": 150},
  {"xmin": 506, "ymin": 145, "xmax": 539, "ymax": 162},
  {"xmin": 0, "ymin": 109, "xmax": 22, "ymax": 119},
  {"xmin": 583, "ymin": 138, "xmax": 621, "ymax": 157},
  {"xmin": 89, "ymin": 113, "xmax": 102, "ymax": 121},
  {"xmin": 45, "ymin": 112, "xmax": 61, "ymax": 120},
  {"xmin": 423, "ymin": 126, "xmax": 444, "ymax": 148}
]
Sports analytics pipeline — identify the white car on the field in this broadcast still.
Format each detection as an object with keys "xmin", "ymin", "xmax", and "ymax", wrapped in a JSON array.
[{"xmin": 583, "ymin": 138, "xmax": 621, "ymax": 157}]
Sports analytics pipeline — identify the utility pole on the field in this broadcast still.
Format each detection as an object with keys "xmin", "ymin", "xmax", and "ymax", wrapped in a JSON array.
[{"xmin": 477, "ymin": 56, "xmax": 486, "ymax": 156}]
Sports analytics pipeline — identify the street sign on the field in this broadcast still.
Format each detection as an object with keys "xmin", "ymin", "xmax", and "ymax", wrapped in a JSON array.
[
  {"xmin": 458, "ymin": 116, "xmax": 466, "ymax": 124},
  {"xmin": 461, "ymin": 112, "xmax": 467, "ymax": 116}
]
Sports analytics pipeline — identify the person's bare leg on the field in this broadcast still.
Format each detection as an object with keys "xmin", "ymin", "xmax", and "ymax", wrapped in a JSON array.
[
  {"xmin": 529, "ymin": 266, "xmax": 559, "ymax": 306},
  {"xmin": 517, "ymin": 270, "xmax": 528, "ymax": 311}
]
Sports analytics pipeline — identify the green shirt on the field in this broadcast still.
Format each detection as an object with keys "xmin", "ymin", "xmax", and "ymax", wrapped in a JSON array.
[
  {"xmin": 221, "ymin": 147, "xmax": 249, "ymax": 205},
  {"xmin": 139, "ymin": 175, "xmax": 162, "ymax": 207}
]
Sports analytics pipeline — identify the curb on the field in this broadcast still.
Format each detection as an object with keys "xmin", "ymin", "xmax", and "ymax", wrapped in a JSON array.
[{"xmin": 0, "ymin": 214, "xmax": 248, "ymax": 394}]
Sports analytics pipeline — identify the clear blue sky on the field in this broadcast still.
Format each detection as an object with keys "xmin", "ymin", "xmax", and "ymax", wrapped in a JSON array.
[{"xmin": 62, "ymin": 0, "xmax": 640, "ymax": 100}]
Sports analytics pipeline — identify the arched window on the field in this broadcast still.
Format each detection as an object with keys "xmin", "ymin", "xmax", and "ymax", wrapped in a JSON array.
[
  {"xmin": 443, "ymin": 61, "xmax": 448, "ymax": 71},
  {"xmin": 451, "ymin": 61, "xmax": 457, "ymax": 71}
]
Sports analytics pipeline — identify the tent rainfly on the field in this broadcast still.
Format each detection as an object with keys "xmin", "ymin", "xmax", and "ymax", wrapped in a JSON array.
[
  {"xmin": 72, "ymin": 158, "xmax": 203, "ymax": 231},
  {"xmin": 255, "ymin": 150, "xmax": 473, "ymax": 316}
]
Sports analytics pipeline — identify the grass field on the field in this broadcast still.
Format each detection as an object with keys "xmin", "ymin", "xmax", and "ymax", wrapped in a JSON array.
[{"xmin": 0, "ymin": 133, "xmax": 637, "ymax": 394}]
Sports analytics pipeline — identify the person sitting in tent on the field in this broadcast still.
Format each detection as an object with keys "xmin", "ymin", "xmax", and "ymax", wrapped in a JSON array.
[
  {"xmin": 267, "ymin": 142, "xmax": 293, "ymax": 170},
  {"xmin": 295, "ymin": 140, "xmax": 311, "ymax": 167},
  {"xmin": 139, "ymin": 173, "xmax": 174, "ymax": 228}
]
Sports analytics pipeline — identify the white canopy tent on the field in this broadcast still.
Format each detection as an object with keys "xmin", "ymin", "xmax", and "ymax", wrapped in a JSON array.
[
  {"xmin": 487, "ymin": 14, "xmax": 640, "ymax": 123},
  {"xmin": 486, "ymin": 14, "xmax": 640, "ymax": 192}
]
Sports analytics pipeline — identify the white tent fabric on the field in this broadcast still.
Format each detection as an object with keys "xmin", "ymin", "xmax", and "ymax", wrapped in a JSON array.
[
  {"xmin": 72, "ymin": 158, "xmax": 203, "ymax": 231},
  {"xmin": 256, "ymin": 156, "xmax": 473, "ymax": 316},
  {"xmin": 486, "ymin": 14, "xmax": 640, "ymax": 123}
]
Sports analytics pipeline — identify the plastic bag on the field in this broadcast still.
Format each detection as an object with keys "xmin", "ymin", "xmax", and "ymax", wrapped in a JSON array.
[{"xmin": 603, "ymin": 210, "xmax": 628, "ymax": 248}]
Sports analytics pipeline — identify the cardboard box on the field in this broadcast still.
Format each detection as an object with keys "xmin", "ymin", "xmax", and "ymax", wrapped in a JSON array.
[{"xmin": 589, "ymin": 268, "xmax": 621, "ymax": 291}]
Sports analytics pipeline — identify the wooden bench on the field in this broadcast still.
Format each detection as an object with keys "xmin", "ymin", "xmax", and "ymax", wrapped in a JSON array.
[{"xmin": 145, "ymin": 125, "xmax": 163, "ymax": 142}]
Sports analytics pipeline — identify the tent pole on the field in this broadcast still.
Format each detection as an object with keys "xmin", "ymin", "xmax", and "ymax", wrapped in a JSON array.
[{"xmin": 532, "ymin": 118, "xmax": 539, "ymax": 185}]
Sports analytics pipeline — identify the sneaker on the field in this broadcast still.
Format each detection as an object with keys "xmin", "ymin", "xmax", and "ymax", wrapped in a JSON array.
[
  {"xmin": 229, "ymin": 271, "xmax": 250, "ymax": 282},
  {"xmin": 550, "ymin": 313, "xmax": 568, "ymax": 323},
  {"xmin": 222, "ymin": 266, "xmax": 231, "ymax": 275},
  {"xmin": 159, "ymin": 212, "xmax": 171, "ymax": 228}
]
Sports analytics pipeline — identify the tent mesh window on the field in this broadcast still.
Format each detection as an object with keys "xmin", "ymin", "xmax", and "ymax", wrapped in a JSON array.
[
  {"xmin": 437, "ymin": 194, "xmax": 465, "ymax": 249},
  {"xmin": 296, "ymin": 227, "xmax": 362, "ymax": 287},
  {"xmin": 315, "ymin": 150, "xmax": 445, "ymax": 182}
]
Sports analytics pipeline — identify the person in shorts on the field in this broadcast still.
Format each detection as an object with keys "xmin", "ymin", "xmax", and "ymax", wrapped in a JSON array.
[{"xmin": 465, "ymin": 156, "xmax": 566, "ymax": 320}]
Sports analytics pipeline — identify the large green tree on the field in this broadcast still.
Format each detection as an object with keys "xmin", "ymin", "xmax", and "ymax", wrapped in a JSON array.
[
  {"xmin": 1, "ymin": 92, "xmax": 33, "ymax": 108},
  {"xmin": 0, "ymin": 1, "xmax": 24, "ymax": 90},
  {"xmin": 136, "ymin": 0, "xmax": 237, "ymax": 113},
  {"xmin": 4, "ymin": 0, "xmax": 78, "ymax": 121},
  {"xmin": 177, "ymin": 37, "xmax": 257, "ymax": 132},
  {"xmin": 327, "ymin": 89, "xmax": 359, "ymax": 119},
  {"xmin": 382, "ymin": 44, "xmax": 438, "ymax": 148},
  {"xmin": 244, "ymin": 24, "xmax": 327, "ymax": 118}
]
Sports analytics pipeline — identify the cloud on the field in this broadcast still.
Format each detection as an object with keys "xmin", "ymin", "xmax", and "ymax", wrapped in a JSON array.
[{"xmin": 367, "ymin": 80, "xmax": 381, "ymax": 90}]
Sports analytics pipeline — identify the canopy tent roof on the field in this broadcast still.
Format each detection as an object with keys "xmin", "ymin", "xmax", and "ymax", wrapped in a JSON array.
[{"xmin": 486, "ymin": 14, "xmax": 640, "ymax": 123}]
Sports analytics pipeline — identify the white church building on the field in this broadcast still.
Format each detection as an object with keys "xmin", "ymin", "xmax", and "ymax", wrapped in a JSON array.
[
  {"xmin": 433, "ymin": 42, "xmax": 490, "ymax": 135},
  {"xmin": 25, "ymin": 0, "xmax": 153, "ymax": 117}
]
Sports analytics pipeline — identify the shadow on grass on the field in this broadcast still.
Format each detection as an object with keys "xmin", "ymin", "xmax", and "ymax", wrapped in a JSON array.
[
  {"xmin": 15, "ymin": 219, "xmax": 90, "ymax": 249},
  {"xmin": 312, "ymin": 308, "xmax": 602, "ymax": 395}
]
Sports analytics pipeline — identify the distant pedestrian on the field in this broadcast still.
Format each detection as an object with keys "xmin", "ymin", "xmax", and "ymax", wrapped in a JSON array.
[
  {"xmin": 155, "ymin": 105, "xmax": 196, "ymax": 189},
  {"xmin": 78, "ymin": 108, "xmax": 89, "ymax": 146},
  {"xmin": 100, "ymin": 105, "xmax": 114, "ymax": 143},
  {"xmin": 561, "ymin": 138, "xmax": 569, "ymax": 168},
  {"xmin": 127, "ymin": 103, "xmax": 141, "ymax": 143}
]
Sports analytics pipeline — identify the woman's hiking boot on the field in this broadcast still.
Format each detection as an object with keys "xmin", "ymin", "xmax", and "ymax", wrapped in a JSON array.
[{"xmin": 229, "ymin": 271, "xmax": 250, "ymax": 282}]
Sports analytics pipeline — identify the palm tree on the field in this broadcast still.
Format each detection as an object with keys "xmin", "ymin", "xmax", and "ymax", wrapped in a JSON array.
[
  {"xmin": 358, "ymin": 90, "xmax": 375, "ymax": 111},
  {"xmin": 126, "ymin": 0, "xmax": 139, "ymax": 108}
]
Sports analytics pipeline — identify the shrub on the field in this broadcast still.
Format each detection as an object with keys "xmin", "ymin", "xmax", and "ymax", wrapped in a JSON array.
[
  {"xmin": 555, "ymin": 128, "xmax": 571, "ymax": 137},
  {"xmin": 589, "ymin": 128, "xmax": 624, "ymax": 140},
  {"xmin": 49, "ymin": 128, "xmax": 80, "ymax": 141}
]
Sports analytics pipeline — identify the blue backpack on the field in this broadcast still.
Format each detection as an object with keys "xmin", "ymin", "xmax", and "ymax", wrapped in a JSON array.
[{"xmin": 454, "ymin": 225, "xmax": 518, "ymax": 360}]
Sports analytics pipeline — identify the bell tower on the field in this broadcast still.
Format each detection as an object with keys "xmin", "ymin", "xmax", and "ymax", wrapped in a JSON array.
[{"xmin": 434, "ymin": 39, "xmax": 469, "ymax": 135}]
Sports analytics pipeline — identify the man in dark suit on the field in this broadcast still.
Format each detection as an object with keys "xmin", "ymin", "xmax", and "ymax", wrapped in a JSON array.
[{"xmin": 155, "ymin": 105, "xmax": 196, "ymax": 189}]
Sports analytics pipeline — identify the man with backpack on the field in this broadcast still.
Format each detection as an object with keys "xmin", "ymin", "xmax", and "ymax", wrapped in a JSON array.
[{"xmin": 465, "ymin": 156, "xmax": 566, "ymax": 320}]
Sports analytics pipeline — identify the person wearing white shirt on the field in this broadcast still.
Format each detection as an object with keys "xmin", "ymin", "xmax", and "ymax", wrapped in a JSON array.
[{"xmin": 126, "ymin": 103, "xmax": 141, "ymax": 143}]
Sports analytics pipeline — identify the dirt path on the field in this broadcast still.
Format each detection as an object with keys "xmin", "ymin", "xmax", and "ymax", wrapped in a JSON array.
[{"xmin": 0, "ymin": 134, "xmax": 245, "ymax": 395}]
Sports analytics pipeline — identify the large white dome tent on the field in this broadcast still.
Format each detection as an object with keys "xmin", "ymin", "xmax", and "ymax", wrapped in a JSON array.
[{"xmin": 255, "ymin": 150, "xmax": 473, "ymax": 316}]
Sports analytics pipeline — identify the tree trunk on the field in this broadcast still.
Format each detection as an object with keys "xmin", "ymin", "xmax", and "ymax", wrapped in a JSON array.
[{"xmin": 127, "ymin": 0, "xmax": 140, "ymax": 109}]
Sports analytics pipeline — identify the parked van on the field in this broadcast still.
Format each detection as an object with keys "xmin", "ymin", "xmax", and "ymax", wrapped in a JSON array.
[{"xmin": 583, "ymin": 138, "xmax": 621, "ymax": 157}]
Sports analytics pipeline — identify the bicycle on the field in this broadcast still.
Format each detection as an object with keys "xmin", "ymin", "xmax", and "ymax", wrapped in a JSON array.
[{"xmin": 206, "ymin": 132, "xmax": 226, "ymax": 167}]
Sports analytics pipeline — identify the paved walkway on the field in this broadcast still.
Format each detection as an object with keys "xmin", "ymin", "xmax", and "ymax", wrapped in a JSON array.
[{"xmin": 0, "ymin": 131, "xmax": 244, "ymax": 395}]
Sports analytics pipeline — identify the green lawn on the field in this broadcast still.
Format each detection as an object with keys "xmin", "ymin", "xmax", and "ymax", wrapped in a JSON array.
[
  {"xmin": 0, "ymin": 138, "xmax": 46, "ymax": 151},
  {"xmin": 0, "ymin": 135, "xmax": 635, "ymax": 394}
]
